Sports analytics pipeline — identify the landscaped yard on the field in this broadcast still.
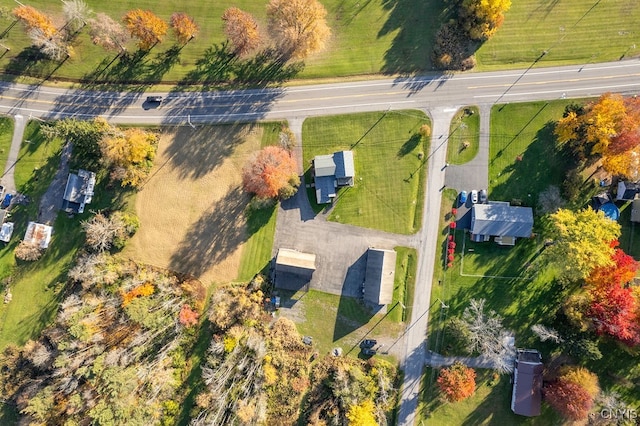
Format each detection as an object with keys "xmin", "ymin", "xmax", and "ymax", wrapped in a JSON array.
[
  {"xmin": 122, "ymin": 123, "xmax": 281, "ymax": 286},
  {"xmin": 447, "ymin": 107, "xmax": 479, "ymax": 165},
  {"xmin": 421, "ymin": 99, "xmax": 640, "ymax": 423},
  {"xmin": 302, "ymin": 110, "xmax": 429, "ymax": 234}
]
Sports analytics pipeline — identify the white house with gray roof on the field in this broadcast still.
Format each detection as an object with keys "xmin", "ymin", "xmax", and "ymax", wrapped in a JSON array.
[
  {"xmin": 470, "ymin": 202, "xmax": 534, "ymax": 245},
  {"xmin": 62, "ymin": 169, "xmax": 96, "ymax": 214},
  {"xmin": 364, "ymin": 248, "xmax": 396, "ymax": 306},
  {"xmin": 313, "ymin": 151, "xmax": 355, "ymax": 204}
]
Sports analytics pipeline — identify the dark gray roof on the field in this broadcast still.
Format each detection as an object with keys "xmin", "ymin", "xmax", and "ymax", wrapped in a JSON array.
[
  {"xmin": 617, "ymin": 181, "xmax": 640, "ymax": 201},
  {"xmin": 364, "ymin": 248, "xmax": 396, "ymax": 305},
  {"xmin": 511, "ymin": 350, "xmax": 543, "ymax": 417},
  {"xmin": 315, "ymin": 176, "xmax": 336, "ymax": 205},
  {"xmin": 471, "ymin": 203, "xmax": 534, "ymax": 238}
]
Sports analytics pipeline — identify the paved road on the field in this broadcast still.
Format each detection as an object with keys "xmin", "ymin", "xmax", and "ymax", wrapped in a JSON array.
[{"xmin": 2, "ymin": 60, "xmax": 640, "ymax": 426}]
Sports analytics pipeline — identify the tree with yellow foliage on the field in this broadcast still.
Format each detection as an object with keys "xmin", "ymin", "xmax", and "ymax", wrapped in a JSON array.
[
  {"xmin": 547, "ymin": 208, "xmax": 620, "ymax": 280},
  {"xmin": 584, "ymin": 93, "xmax": 626, "ymax": 154},
  {"xmin": 222, "ymin": 7, "xmax": 261, "ymax": 57},
  {"xmin": 123, "ymin": 9, "xmax": 168, "ymax": 50},
  {"xmin": 100, "ymin": 128, "xmax": 158, "ymax": 188},
  {"xmin": 460, "ymin": 0, "xmax": 511, "ymax": 40},
  {"xmin": 266, "ymin": 0, "xmax": 331, "ymax": 59},
  {"xmin": 170, "ymin": 12, "xmax": 198, "ymax": 45},
  {"xmin": 13, "ymin": 5, "xmax": 56, "ymax": 39},
  {"xmin": 346, "ymin": 399, "xmax": 378, "ymax": 426}
]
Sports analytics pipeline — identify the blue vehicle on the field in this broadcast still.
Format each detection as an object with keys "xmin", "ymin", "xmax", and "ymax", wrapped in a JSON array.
[
  {"xmin": 459, "ymin": 190, "xmax": 468, "ymax": 205},
  {"xmin": 1, "ymin": 193, "xmax": 12, "ymax": 209}
]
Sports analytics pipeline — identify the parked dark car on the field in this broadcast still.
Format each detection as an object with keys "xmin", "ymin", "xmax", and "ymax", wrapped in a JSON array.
[
  {"xmin": 146, "ymin": 96, "xmax": 163, "ymax": 103},
  {"xmin": 479, "ymin": 189, "xmax": 487, "ymax": 203},
  {"xmin": 361, "ymin": 348, "xmax": 377, "ymax": 356},
  {"xmin": 359, "ymin": 339, "xmax": 377, "ymax": 349}
]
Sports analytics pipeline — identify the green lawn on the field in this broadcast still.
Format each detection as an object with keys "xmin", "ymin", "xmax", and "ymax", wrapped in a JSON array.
[
  {"xmin": 285, "ymin": 289, "xmax": 404, "ymax": 359},
  {"xmin": 0, "ymin": 117, "xmax": 14, "ymax": 175},
  {"xmin": 419, "ymin": 368, "xmax": 558, "ymax": 425},
  {"xmin": 618, "ymin": 201, "xmax": 640, "ymax": 259},
  {"xmin": 237, "ymin": 204, "xmax": 277, "ymax": 282},
  {"xmin": 2, "ymin": 0, "xmax": 636, "ymax": 84},
  {"xmin": 387, "ymin": 246, "xmax": 416, "ymax": 323},
  {"xmin": 447, "ymin": 107, "xmax": 479, "ymax": 165},
  {"xmin": 489, "ymin": 100, "xmax": 582, "ymax": 207},
  {"xmin": 302, "ymin": 110, "xmax": 429, "ymax": 234},
  {"xmin": 476, "ymin": 0, "xmax": 640, "ymax": 70}
]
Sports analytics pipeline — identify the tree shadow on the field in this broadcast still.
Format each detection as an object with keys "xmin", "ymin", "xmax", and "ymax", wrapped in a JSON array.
[
  {"xmin": 378, "ymin": 0, "xmax": 449, "ymax": 74},
  {"xmin": 397, "ymin": 133, "xmax": 421, "ymax": 158},
  {"xmin": 168, "ymin": 186, "xmax": 248, "ymax": 279}
]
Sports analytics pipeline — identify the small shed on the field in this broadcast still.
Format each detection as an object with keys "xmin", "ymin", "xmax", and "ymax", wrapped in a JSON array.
[
  {"xmin": 24, "ymin": 222, "xmax": 53, "ymax": 249},
  {"xmin": 62, "ymin": 169, "xmax": 96, "ymax": 214},
  {"xmin": 274, "ymin": 248, "xmax": 316, "ymax": 290},
  {"xmin": 364, "ymin": 248, "xmax": 396, "ymax": 305},
  {"xmin": 511, "ymin": 349, "xmax": 543, "ymax": 417}
]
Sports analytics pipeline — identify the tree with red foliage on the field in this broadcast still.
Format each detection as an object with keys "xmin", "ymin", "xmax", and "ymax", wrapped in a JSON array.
[
  {"xmin": 585, "ymin": 247, "xmax": 640, "ymax": 346},
  {"xmin": 242, "ymin": 146, "xmax": 300, "ymax": 200},
  {"xmin": 544, "ymin": 379, "xmax": 593, "ymax": 421},
  {"xmin": 436, "ymin": 362, "xmax": 476, "ymax": 402},
  {"xmin": 179, "ymin": 304, "xmax": 199, "ymax": 327}
]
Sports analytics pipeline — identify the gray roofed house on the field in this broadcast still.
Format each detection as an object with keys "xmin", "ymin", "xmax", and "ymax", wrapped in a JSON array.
[
  {"xmin": 470, "ymin": 202, "xmax": 534, "ymax": 245},
  {"xmin": 313, "ymin": 151, "xmax": 355, "ymax": 204},
  {"xmin": 62, "ymin": 169, "xmax": 96, "ymax": 214},
  {"xmin": 274, "ymin": 248, "xmax": 316, "ymax": 290},
  {"xmin": 364, "ymin": 248, "xmax": 396, "ymax": 305},
  {"xmin": 511, "ymin": 349, "xmax": 543, "ymax": 417},
  {"xmin": 616, "ymin": 181, "xmax": 640, "ymax": 201}
]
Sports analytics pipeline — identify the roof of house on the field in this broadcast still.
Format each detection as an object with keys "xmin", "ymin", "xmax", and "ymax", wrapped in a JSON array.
[
  {"xmin": 315, "ymin": 176, "xmax": 336, "ymax": 205},
  {"xmin": 511, "ymin": 349, "xmax": 543, "ymax": 417},
  {"xmin": 23, "ymin": 221, "xmax": 53, "ymax": 249},
  {"xmin": 62, "ymin": 169, "xmax": 96, "ymax": 214},
  {"xmin": 471, "ymin": 203, "xmax": 534, "ymax": 238},
  {"xmin": 632, "ymin": 199, "xmax": 640, "ymax": 223},
  {"xmin": 364, "ymin": 248, "xmax": 396, "ymax": 305},
  {"xmin": 313, "ymin": 151, "xmax": 355, "ymax": 204},
  {"xmin": 334, "ymin": 151, "xmax": 355, "ymax": 179},
  {"xmin": 275, "ymin": 248, "xmax": 316, "ymax": 271},
  {"xmin": 616, "ymin": 181, "xmax": 640, "ymax": 201},
  {"xmin": 314, "ymin": 154, "xmax": 337, "ymax": 177}
]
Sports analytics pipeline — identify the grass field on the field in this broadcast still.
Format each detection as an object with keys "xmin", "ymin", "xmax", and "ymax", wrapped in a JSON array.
[
  {"xmin": 1, "ymin": 0, "xmax": 637, "ymax": 85},
  {"xmin": 282, "ymin": 289, "xmax": 405, "ymax": 359},
  {"xmin": 302, "ymin": 110, "xmax": 429, "ymax": 234},
  {"xmin": 387, "ymin": 246, "xmax": 416, "ymax": 323},
  {"xmin": 447, "ymin": 107, "xmax": 479, "ymax": 165}
]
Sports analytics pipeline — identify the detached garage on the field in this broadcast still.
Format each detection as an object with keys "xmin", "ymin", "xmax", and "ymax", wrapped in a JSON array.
[
  {"xmin": 364, "ymin": 248, "xmax": 396, "ymax": 306},
  {"xmin": 273, "ymin": 248, "xmax": 316, "ymax": 291}
]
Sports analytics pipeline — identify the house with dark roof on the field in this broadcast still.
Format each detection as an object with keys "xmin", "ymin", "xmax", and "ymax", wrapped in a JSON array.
[
  {"xmin": 616, "ymin": 181, "xmax": 640, "ymax": 201},
  {"xmin": 511, "ymin": 349, "xmax": 543, "ymax": 417},
  {"xmin": 273, "ymin": 248, "xmax": 316, "ymax": 290},
  {"xmin": 470, "ymin": 202, "xmax": 534, "ymax": 245},
  {"xmin": 313, "ymin": 151, "xmax": 355, "ymax": 204},
  {"xmin": 363, "ymin": 248, "xmax": 396, "ymax": 306},
  {"xmin": 62, "ymin": 169, "xmax": 96, "ymax": 214}
]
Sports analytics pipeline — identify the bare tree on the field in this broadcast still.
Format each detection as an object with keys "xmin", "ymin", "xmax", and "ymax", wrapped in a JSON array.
[
  {"xmin": 62, "ymin": 0, "xmax": 92, "ymax": 33},
  {"xmin": 531, "ymin": 324, "xmax": 563, "ymax": 343},
  {"xmin": 462, "ymin": 298, "xmax": 515, "ymax": 373},
  {"xmin": 88, "ymin": 13, "xmax": 129, "ymax": 53},
  {"xmin": 29, "ymin": 28, "xmax": 70, "ymax": 61},
  {"xmin": 537, "ymin": 185, "xmax": 565, "ymax": 215},
  {"xmin": 15, "ymin": 241, "xmax": 43, "ymax": 261},
  {"xmin": 82, "ymin": 212, "xmax": 123, "ymax": 252}
]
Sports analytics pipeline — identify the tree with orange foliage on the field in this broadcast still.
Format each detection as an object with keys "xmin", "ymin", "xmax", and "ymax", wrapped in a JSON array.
[
  {"xmin": 179, "ymin": 304, "xmax": 199, "ymax": 327},
  {"xmin": 222, "ymin": 7, "xmax": 261, "ymax": 56},
  {"xmin": 585, "ymin": 248, "xmax": 640, "ymax": 346},
  {"xmin": 545, "ymin": 366, "xmax": 599, "ymax": 421},
  {"xmin": 436, "ymin": 362, "xmax": 476, "ymax": 402},
  {"xmin": 13, "ymin": 5, "xmax": 56, "ymax": 39},
  {"xmin": 122, "ymin": 9, "xmax": 168, "ymax": 50},
  {"xmin": 170, "ymin": 12, "xmax": 198, "ymax": 45},
  {"xmin": 242, "ymin": 146, "xmax": 300, "ymax": 200},
  {"xmin": 266, "ymin": 0, "xmax": 330, "ymax": 59},
  {"xmin": 460, "ymin": 0, "xmax": 511, "ymax": 40}
]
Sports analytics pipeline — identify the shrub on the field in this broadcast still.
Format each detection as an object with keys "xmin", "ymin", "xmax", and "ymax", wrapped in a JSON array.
[{"xmin": 15, "ymin": 241, "xmax": 43, "ymax": 261}]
